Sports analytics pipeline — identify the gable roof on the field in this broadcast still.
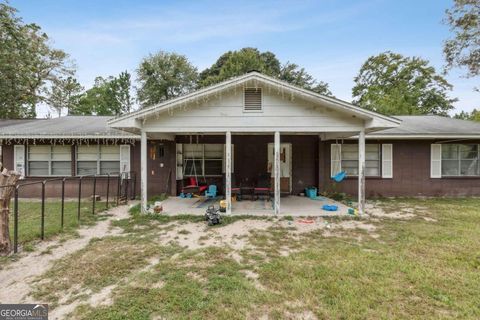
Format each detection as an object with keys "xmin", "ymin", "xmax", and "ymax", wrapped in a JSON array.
[
  {"xmin": 108, "ymin": 71, "xmax": 401, "ymax": 131},
  {"xmin": 367, "ymin": 115, "xmax": 480, "ymax": 139},
  {"xmin": 0, "ymin": 116, "xmax": 138, "ymax": 139}
]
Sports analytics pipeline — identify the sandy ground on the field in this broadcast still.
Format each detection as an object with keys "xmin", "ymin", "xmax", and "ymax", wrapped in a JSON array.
[
  {"xmin": 0, "ymin": 205, "xmax": 130, "ymax": 306},
  {"xmin": 0, "ymin": 200, "xmax": 429, "ymax": 319}
]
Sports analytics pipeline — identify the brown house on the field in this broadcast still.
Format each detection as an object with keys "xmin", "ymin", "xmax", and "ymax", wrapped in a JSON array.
[{"xmin": 1, "ymin": 72, "xmax": 480, "ymax": 214}]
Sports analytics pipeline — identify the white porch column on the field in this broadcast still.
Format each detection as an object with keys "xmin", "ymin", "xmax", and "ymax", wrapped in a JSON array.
[
  {"xmin": 225, "ymin": 131, "xmax": 232, "ymax": 215},
  {"xmin": 358, "ymin": 129, "xmax": 366, "ymax": 214},
  {"xmin": 140, "ymin": 130, "xmax": 148, "ymax": 213},
  {"xmin": 274, "ymin": 131, "xmax": 281, "ymax": 215}
]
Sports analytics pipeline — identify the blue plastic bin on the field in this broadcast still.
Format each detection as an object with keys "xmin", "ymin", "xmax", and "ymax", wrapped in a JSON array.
[{"xmin": 305, "ymin": 187, "xmax": 317, "ymax": 199}]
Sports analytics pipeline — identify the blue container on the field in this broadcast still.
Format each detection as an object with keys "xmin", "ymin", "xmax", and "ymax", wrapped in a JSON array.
[{"xmin": 305, "ymin": 187, "xmax": 317, "ymax": 199}]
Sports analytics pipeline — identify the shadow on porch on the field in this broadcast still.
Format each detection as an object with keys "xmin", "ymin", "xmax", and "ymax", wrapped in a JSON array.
[{"xmin": 160, "ymin": 195, "xmax": 351, "ymax": 216}]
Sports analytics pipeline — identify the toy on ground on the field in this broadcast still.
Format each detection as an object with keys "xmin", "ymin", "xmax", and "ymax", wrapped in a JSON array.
[
  {"xmin": 322, "ymin": 204, "xmax": 338, "ymax": 211},
  {"xmin": 219, "ymin": 199, "xmax": 227, "ymax": 212},
  {"xmin": 205, "ymin": 205, "xmax": 222, "ymax": 226},
  {"xmin": 348, "ymin": 208, "xmax": 359, "ymax": 215}
]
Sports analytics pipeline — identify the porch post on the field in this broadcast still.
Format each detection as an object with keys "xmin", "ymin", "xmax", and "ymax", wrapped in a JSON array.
[
  {"xmin": 141, "ymin": 130, "xmax": 148, "ymax": 213},
  {"xmin": 274, "ymin": 131, "xmax": 281, "ymax": 215},
  {"xmin": 225, "ymin": 131, "xmax": 232, "ymax": 215},
  {"xmin": 358, "ymin": 129, "xmax": 366, "ymax": 214}
]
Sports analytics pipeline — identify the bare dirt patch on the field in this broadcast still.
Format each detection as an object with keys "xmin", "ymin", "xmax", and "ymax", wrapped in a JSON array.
[{"xmin": 0, "ymin": 205, "xmax": 129, "ymax": 306}]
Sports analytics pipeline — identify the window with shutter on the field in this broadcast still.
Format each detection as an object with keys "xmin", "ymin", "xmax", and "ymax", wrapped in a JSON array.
[{"xmin": 243, "ymin": 88, "xmax": 262, "ymax": 112}]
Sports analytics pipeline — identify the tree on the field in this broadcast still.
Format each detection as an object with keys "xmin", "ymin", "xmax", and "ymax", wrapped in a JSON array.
[
  {"xmin": 46, "ymin": 76, "xmax": 83, "ymax": 117},
  {"xmin": 279, "ymin": 62, "xmax": 332, "ymax": 96},
  {"xmin": 352, "ymin": 52, "xmax": 457, "ymax": 115},
  {"xmin": 137, "ymin": 51, "xmax": 198, "ymax": 107},
  {"xmin": 0, "ymin": 2, "xmax": 75, "ymax": 119},
  {"xmin": 454, "ymin": 108, "xmax": 480, "ymax": 121},
  {"xmin": 443, "ymin": 0, "xmax": 480, "ymax": 78},
  {"xmin": 71, "ymin": 71, "xmax": 133, "ymax": 116},
  {"xmin": 198, "ymin": 48, "xmax": 332, "ymax": 96}
]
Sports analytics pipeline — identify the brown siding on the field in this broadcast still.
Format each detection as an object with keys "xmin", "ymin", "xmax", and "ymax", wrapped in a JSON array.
[
  {"xmin": 174, "ymin": 134, "xmax": 319, "ymax": 195},
  {"xmin": 4, "ymin": 137, "xmax": 480, "ymax": 199},
  {"xmin": 321, "ymin": 140, "xmax": 480, "ymax": 197},
  {"xmin": 1, "ymin": 140, "xmax": 140, "ymax": 199}
]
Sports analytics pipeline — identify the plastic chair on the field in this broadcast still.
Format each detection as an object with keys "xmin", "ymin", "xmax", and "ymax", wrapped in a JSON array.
[{"xmin": 205, "ymin": 185, "xmax": 217, "ymax": 198}]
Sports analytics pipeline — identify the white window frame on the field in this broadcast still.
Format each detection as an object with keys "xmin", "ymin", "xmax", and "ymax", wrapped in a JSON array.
[
  {"xmin": 27, "ymin": 145, "xmax": 72, "ymax": 177},
  {"xmin": 340, "ymin": 144, "xmax": 382, "ymax": 177},
  {"xmin": 440, "ymin": 143, "xmax": 480, "ymax": 177},
  {"xmin": 243, "ymin": 87, "xmax": 263, "ymax": 113},
  {"xmin": 182, "ymin": 143, "xmax": 233, "ymax": 177},
  {"xmin": 76, "ymin": 145, "xmax": 121, "ymax": 176}
]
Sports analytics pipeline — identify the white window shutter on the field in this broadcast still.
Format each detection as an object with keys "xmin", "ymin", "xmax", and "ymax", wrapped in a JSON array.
[
  {"xmin": 120, "ymin": 145, "xmax": 131, "ymax": 174},
  {"xmin": 382, "ymin": 144, "xmax": 393, "ymax": 178},
  {"xmin": 14, "ymin": 145, "xmax": 25, "ymax": 178},
  {"xmin": 331, "ymin": 144, "xmax": 342, "ymax": 178},
  {"xmin": 431, "ymin": 144, "xmax": 442, "ymax": 178},
  {"xmin": 176, "ymin": 144, "xmax": 183, "ymax": 180}
]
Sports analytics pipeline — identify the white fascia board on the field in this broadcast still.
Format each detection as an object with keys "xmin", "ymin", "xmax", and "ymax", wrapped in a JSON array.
[
  {"xmin": 348, "ymin": 135, "xmax": 480, "ymax": 140},
  {"xmin": 0, "ymin": 135, "xmax": 140, "ymax": 140}
]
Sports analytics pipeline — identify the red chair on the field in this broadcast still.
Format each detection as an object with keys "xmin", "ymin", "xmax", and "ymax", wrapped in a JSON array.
[{"xmin": 182, "ymin": 177, "xmax": 208, "ymax": 194}]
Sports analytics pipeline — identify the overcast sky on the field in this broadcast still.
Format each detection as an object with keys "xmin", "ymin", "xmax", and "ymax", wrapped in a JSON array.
[{"xmin": 10, "ymin": 0, "xmax": 479, "ymax": 117}]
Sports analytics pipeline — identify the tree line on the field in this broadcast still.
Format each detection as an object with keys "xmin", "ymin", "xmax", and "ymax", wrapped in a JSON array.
[{"xmin": 0, "ymin": 0, "xmax": 478, "ymax": 119}]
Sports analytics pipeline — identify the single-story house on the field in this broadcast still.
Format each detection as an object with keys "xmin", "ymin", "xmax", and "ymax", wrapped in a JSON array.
[{"xmin": 1, "ymin": 72, "xmax": 480, "ymax": 214}]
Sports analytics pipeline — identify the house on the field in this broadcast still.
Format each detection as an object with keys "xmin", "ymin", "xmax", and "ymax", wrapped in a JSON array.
[{"xmin": 1, "ymin": 72, "xmax": 480, "ymax": 214}]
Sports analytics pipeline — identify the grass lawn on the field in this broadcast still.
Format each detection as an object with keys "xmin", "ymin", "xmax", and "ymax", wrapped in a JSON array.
[
  {"xmin": 31, "ymin": 198, "xmax": 480, "ymax": 319},
  {"xmin": 9, "ymin": 199, "xmax": 112, "ymax": 247}
]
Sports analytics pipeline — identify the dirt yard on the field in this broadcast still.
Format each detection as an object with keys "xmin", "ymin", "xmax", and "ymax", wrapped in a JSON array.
[{"xmin": 0, "ymin": 198, "xmax": 479, "ymax": 319}]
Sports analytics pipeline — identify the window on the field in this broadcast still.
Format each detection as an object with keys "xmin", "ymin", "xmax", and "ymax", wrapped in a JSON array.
[
  {"xmin": 183, "ymin": 144, "xmax": 224, "ymax": 177},
  {"xmin": 441, "ymin": 144, "xmax": 479, "ymax": 176},
  {"xmin": 244, "ymin": 88, "xmax": 262, "ymax": 112},
  {"xmin": 77, "ymin": 145, "xmax": 120, "ymax": 175},
  {"xmin": 28, "ymin": 145, "xmax": 71, "ymax": 176},
  {"xmin": 341, "ymin": 144, "xmax": 381, "ymax": 177}
]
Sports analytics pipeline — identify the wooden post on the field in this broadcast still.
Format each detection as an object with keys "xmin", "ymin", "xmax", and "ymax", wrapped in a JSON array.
[
  {"xmin": 225, "ymin": 131, "xmax": 232, "ymax": 215},
  {"xmin": 0, "ymin": 169, "xmax": 20, "ymax": 255},
  {"xmin": 141, "ymin": 130, "xmax": 148, "ymax": 212},
  {"xmin": 358, "ymin": 129, "xmax": 366, "ymax": 214},
  {"xmin": 274, "ymin": 131, "xmax": 281, "ymax": 215}
]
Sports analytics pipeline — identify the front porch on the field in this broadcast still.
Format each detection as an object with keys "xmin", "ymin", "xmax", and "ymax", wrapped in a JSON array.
[{"xmin": 159, "ymin": 195, "xmax": 351, "ymax": 216}]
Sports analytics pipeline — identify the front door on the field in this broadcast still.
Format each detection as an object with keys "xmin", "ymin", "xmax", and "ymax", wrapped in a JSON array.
[{"xmin": 267, "ymin": 143, "xmax": 292, "ymax": 193}]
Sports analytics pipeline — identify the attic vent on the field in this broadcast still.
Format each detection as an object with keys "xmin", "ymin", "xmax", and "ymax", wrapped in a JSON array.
[{"xmin": 244, "ymin": 88, "xmax": 262, "ymax": 112}]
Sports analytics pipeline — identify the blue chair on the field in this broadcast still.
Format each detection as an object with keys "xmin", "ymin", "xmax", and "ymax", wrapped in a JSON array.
[{"xmin": 205, "ymin": 185, "xmax": 217, "ymax": 198}]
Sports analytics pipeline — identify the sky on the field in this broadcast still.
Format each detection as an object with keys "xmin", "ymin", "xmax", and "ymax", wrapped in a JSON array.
[{"xmin": 9, "ymin": 0, "xmax": 479, "ymax": 117}]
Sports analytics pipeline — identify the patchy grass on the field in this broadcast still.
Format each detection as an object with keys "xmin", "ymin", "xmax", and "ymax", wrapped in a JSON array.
[
  {"xmin": 9, "ymin": 200, "xmax": 110, "ymax": 246},
  {"xmin": 32, "ymin": 198, "xmax": 480, "ymax": 319},
  {"xmin": 31, "ymin": 236, "xmax": 179, "ymax": 307}
]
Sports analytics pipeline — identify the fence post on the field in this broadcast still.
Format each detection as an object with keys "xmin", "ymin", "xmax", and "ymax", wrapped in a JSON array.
[
  {"xmin": 78, "ymin": 177, "xmax": 82, "ymax": 222},
  {"xmin": 61, "ymin": 178, "xmax": 65, "ymax": 229},
  {"xmin": 106, "ymin": 174, "xmax": 110, "ymax": 210},
  {"xmin": 41, "ymin": 181, "xmax": 45, "ymax": 240},
  {"xmin": 116, "ymin": 173, "xmax": 121, "ymax": 206},
  {"xmin": 92, "ymin": 175, "xmax": 96, "ymax": 215},
  {"xmin": 132, "ymin": 172, "xmax": 137, "ymax": 200},
  {"xmin": 14, "ymin": 187, "xmax": 19, "ymax": 254}
]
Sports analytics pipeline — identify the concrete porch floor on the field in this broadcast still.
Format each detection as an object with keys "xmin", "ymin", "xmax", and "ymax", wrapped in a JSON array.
[{"xmin": 160, "ymin": 195, "xmax": 352, "ymax": 216}]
